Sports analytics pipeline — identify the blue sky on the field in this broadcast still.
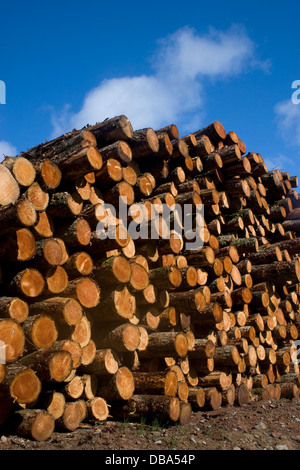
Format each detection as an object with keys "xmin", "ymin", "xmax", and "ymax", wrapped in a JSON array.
[{"xmin": 0, "ymin": 0, "xmax": 299, "ymax": 183}]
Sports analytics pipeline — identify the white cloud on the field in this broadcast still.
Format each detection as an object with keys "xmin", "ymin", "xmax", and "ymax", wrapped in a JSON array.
[
  {"xmin": 154, "ymin": 25, "xmax": 270, "ymax": 80},
  {"xmin": 51, "ymin": 25, "xmax": 269, "ymax": 137},
  {"xmin": 71, "ymin": 76, "xmax": 179, "ymax": 133},
  {"xmin": 0, "ymin": 140, "xmax": 17, "ymax": 161},
  {"xmin": 275, "ymin": 99, "xmax": 300, "ymax": 147}
]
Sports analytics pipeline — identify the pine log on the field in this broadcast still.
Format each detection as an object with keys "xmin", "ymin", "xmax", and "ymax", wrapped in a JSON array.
[
  {"xmin": 50, "ymin": 339, "xmax": 82, "ymax": 369},
  {"xmin": 188, "ymin": 387, "xmax": 206, "ymax": 410},
  {"xmin": 132, "ymin": 370, "xmax": 178, "ymax": 397},
  {"xmin": 92, "ymin": 285, "xmax": 136, "ymax": 322},
  {"xmin": 0, "ymin": 318, "xmax": 25, "ymax": 362},
  {"xmin": 47, "ymin": 191, "xmax": 83, "ymax": 219},
  {"xmin": 0, "ymin": 297, "xmax": 29, "ymax": 323},
  {"xmin": 203, "ymin": 387, "xmax": 222, "ymax": 410},
  {"xmin": 2, "ymin": 156, "xmax": 36, "ymax": 188},
  {"xmin": 97, "ymin": 140, "xmax": 132, "ymax": 164},
  {"xmin": 68, "ymin": 314, "xmax": 91, "ymax": 348},
  {"xmin": 88, "ymin": 225, "xmax": 131, "ymax": 254},
  {"xmin": 33, "ymin": 211, "xmax": 54, "ymax": 239},
  {"xmin": 139, "ymin": 331, "xmax": 188, "ymax": 358},
  {"xmin": 12, "ymin": 409, "xmax": 55, "ymax": 441},
  {"xmin": 38, "ymin": 390, "xmax": 66, "ymax": 420},
  {"xmin": 0, "ymin": 197, "xmax": 37, "ymax": 236},
  {"xmin": 198, "ymin": 371, "xmax": 228, "ymax": 389},
  {"xmin": 97, "ymin": 366, "xmax": 135, "ymax": 400},
  {"xmin": 188, "ymin": 339, "xmax": 216, "ymax": 360},
  {"xmin": 193, "ymin": 121, "xmax": 226, "ymax": 147},
  {"xmin": 80, "ymin": 340, "xmax": 96, "ymax": 366},
  {"xmin": 23, "ymin": 314, "xmax": 58, "ymax": 351},
  {"xmin": 213, "ymin": 345, "xmax": 240, "ymax": 367},
  {"xmin": 2, "ymin": 364, "xmax": 41, "ymax": 404},
  {"xmin": 88, "ymin": 115, "xmax": 133, "ymax": 147},
  {"xmin": 44, "ymin": 266, "xmax": 69, "ymax": 296},
  {"xmin": 250, "ymin": 260, "xmax": 300, "ymax": 285},
  {"xmin": 0, "ymin": 164, "xmax": 20, "ymax": 207},
  {"xmin": 79, "ymin": 348, "xmax": 119, "ymax": 376},
  {"xmin": 49, "ymin": 146, "xmax": 103, "ymax": 180},
  {"xmin": 35, "ymin": 159, "xmax": 62, "ymax": 190},
  {"xmin": 63, "ymin": 252, "xmax": 94, "ymax": 279},
  {"xmin": 56, "ymin": 401, "xmax": 83, "ymax": 431},
  {"xmin": 86, "ymin": 397, "xmax": 109, "ymax": 421},
  {"xmin": 55, "ymin": 217, "xmax": 92, "ymax": 248},
  {"xmin": 129, "ymin": 262, "xmax": 149, "ymax": 291},
  {"xmin": 182, "ymin": 246, "xmax": 215, "ymax": 267},
  {"xmin": 129, "ymin": 128, "xmax": 159, "ymax": 159},
  {"xmin": 0, "ymin": 228, "xmax": 36, "ymax": 263},
  {"xmin": 18, "ymin": 348, "xmax": 73, "ymax": 382},
  {"xmin": 122, "ymin": 163, "xmax": 139, "ymax": 186},
  {"xmin": 111, "ymin": 394, "xmax": 180, "ymax": 423},
  {"xmin": 29, "ymin": 297, "xmax": 83, "ymax": 327},
  {"xmin": 148, "ymin": 266, "xmax": 182, "ymax": 290},
  {"xmin": 60, "ymin": 277, "xmax": 100, "ymax": 309},
  {"xmin": 93, "ymin": 323, "xmax": 141, "ymax": 353},
  {"xmin": 92, "ymin": 255, "xmax": 132, "ymax": 286}
]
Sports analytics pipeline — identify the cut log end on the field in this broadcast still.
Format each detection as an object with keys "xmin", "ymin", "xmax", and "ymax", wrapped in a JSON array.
[
  {"xmin": 58, "ymin": 401, "xmax": 82, "ymax": 431},
  {"xmin": 18, "ymin": 269, "xmax": 45, "ymax": 298},
  {"xmin": 115, "ymin": 367, "xmax": 135, "ymax": 400},
  {"xmin": 49, "ymin": 350, "xmax": 73, "ymax": 382},
  {"xmin": 30, "ymin": 314, "xmax": 58, "ymax": 349},
  {"xmin": 0, "ymin": 164, "xmax": 20, "ymax": 206},
  {"xmin": 175, "ymin": 333, "xmax": 189, "ymax": 358},
  {"xmin": 75, "ymin": 278, "xmax": 100, "ymax": 308},
  {"xmin": 40, "ymin": 160, "xmax": 62, "ymax": 189},
  {"xmin": 10, "ymin": 368, "xmax": 42, "ymax": 404},
  {"xmin": 16, "ymin": 228, "xmax": 37, "ymax": 262},
  {"xmin": 87, "ymin": 397, "xmax": 109, "ymax": 421}
]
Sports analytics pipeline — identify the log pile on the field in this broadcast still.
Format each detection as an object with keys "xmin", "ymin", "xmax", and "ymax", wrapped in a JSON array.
[{"xmin": 0, "ymin": 115, "xmax": 299, "ymax": 440}]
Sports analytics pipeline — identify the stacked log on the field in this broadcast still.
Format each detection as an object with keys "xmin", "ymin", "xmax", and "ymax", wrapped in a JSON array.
[{"xmin": 0, "ymin": 115, "xmax": 299, "ymax": 440}]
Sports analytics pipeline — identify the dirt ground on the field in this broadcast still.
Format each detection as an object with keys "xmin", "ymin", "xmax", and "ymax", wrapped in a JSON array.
[{"xmin": 0, "ymin": 396, "xmax": 299, "ymax": 452}]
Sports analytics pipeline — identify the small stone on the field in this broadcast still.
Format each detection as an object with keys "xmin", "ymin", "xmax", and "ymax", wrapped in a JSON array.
[
  {"xmin": 190, "ymin": 437, "xmax": 197, "ymax": 445},
  {"xmin": 264, "ymin": 446, "xmax": 274, "ymax": 450},
  {"xmin": 1, "ymin": 436, "xmax": 7, "ymax": 443},
  {"xmin": 276, "ymin": 445, "xmax": 289, "ymax": 451},
  {"xmin": 254, "ymin": 421, "xmax": 267, "ymax": 430},
  {"xmin": 295, "ymin": 418, "xmax": 300, "ymax": 423},
  {"xmin": 154, "ymin": 440, "xmax": 162, "ymax": 445},
  {"xmin": 233, "ymin": 446, "xmax": 241, "ymax": 450}
]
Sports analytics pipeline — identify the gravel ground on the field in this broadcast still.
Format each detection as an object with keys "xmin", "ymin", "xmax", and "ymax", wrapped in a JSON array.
[{"xmin": 0, "ymin": 397, "xmax": 299, "ymax": 452}]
